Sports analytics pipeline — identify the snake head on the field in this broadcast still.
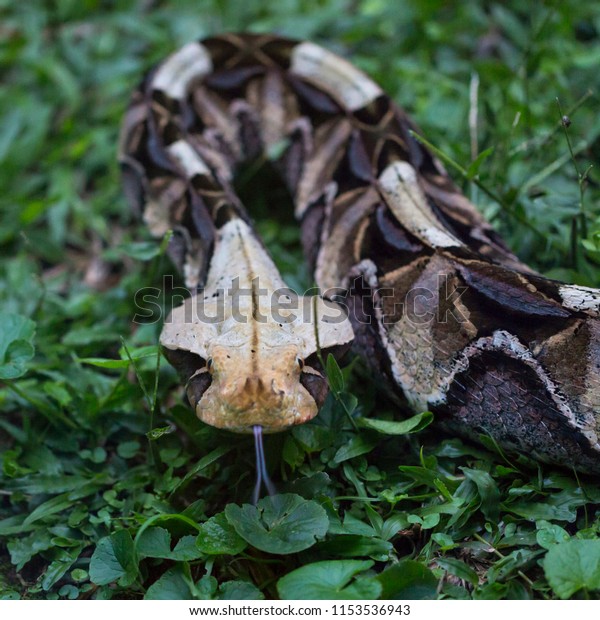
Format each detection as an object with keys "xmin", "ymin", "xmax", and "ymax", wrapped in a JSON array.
[
  {"xmin": 196, "ymin": 343, "xmax": 320, "ymax": 432},
  {"xmin": 161, "ymin": 291, "xmax": 353, "ymax": 433},
  {"xmin": 160, "ymin": 217, "xmax": 354, "ymax": 432}
]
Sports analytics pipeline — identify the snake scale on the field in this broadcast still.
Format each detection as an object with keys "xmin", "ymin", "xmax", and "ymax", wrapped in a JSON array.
[{"xmin": 119, "ymin": 33, "xmax": 600, "ymax": 474}]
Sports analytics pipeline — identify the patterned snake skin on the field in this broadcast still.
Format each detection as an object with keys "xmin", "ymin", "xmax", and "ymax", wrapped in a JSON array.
[{"xmin": 119, "ymin": 33, "xmax": 600, "ymax": 473}]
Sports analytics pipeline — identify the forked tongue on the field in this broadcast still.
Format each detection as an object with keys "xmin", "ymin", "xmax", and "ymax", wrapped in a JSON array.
[{"xmin": 252, "ymin": 425, "xmax": 277, "ymax": 505}]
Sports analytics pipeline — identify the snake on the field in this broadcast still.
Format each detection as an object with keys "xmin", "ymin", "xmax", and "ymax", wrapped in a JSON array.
[{"xmin": 119, "ymin": 32, "xmax": 600, "ymax": 475}]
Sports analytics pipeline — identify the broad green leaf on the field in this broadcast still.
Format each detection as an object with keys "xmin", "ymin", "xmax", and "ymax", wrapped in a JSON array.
[
  {"xmin": 117, "ymin": 440, "xmax": 141, "ymax": 459},
  {"xmin": 282, "ymin": 435, "xmax": 304, "ymax": 467},
  {"xmin": 225, "ymin": 494, "xmax": 328, "ymax": 554},
  {"xmin": 543, "ymin": 539, "xmax": 600, "ymax": 599},
  {"xmin": 377, "ymin": 560, "xmax": 439, "ymax": 599},
  {"xmin": 316, "ymin": 535, "xmax": 392, "ymax": 561},
  {"xmin": 536, "ymin": 521, "xmax": 570, "ymax": 550},
  {"xmin": 0, "ymin": 314, "xmax": 35, "ymax": 379},
  {"xmin": 70, "ymin": 569, "xmax": 88, "ymax": 583},
  {"xmin": 0, "ymin": 340, "xmax": 35, "ymax": 379},
  {"xmin": 7, "ymin": 530, "xmax": 54, "ymax": 570},
  {"xmin": 357, "ymin": 411, "xmax": 433, "ymax": 435},
  {"xmin": 333, "ymin": 434, "xmax": 378, "ymax": 463},
  {"xmin": 23, "ymin": 493, "xmax": 75, "ymax": 526},
  {"xmin": 278, "ymin": 560, "xmax": 381, "ymax": 600},
  {"xmin": 89, "ymin": 530, "xmax": 137, "ymax": 587},
  {"xmin": 0, "ymin": 516, "xmax": 36, "ymax": 536},
  {"xmin": 462, "ymin": 468, "xmax": 500, "ymax": 522},
  {"xmin": 436, "ymin": 557, "xmax": 479, "ymax": 587},
  {"xmin": 505, "ymin": 488, "xmax": 586, "ymax": 522},
  {"xmin": 145, "ymin": 565, "xmax": 192, "ymax": 600},
  {"xmin": 197, "ymin": 512, "xmax": 246, "ymax": 556},
  {"xmin": 137, "ymin": 526, "xmax": 172, "ymax": 559},
  {"xmin": 380, "ymin": 513, "xmax": 411, "ymax": 541},
  {"xmin": 218, "ymin": 581, "xmax": 264, "ymax": 600},
  {"xmin": 58, "ymin": 584, "xmax": 79, "ymax": 599},
  {"xmin": 292, "ymin": 424, "xmax": 333, "ymax": 453},
  {"xmin": 41, "ymin": 546, "xmax": 84, "ymax": 591},
  {"xmin": 326, "ymin": 353, "xmax": 344, "ymax": 395},
  {"xmin": 407, "ymin": 513, "xmax": 440, "ymax": 529},
  {"xmin": 432, "ymin": 533, "xmax": 456, "ymax": 550},
  {"xmin": 364, "ymin": 504, "xmax": 383, "ymax": 532},
  {"xmin": 196, "ymin": 575, "xmax": 218, "ymax": 600},
  {"xmin": 285, "ymin": 472, "xmax": 333, "ymax": 499},
  {"xmin": 338, "ymin": 512, "xmax": 377, "ymax": 537},
  {"xmin": 172, "ymin": 536, "xmax": 204, "ymax": 561},
  {"xmin": 0, "ymin": 314, "xmax": 35, "ymax": 357}
]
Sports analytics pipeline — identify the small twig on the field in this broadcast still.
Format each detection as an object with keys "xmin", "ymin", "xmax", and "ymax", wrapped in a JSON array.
[
  {"xmin": 312, "ymin": 294, "xmax": 325, "ymax": 370},
  {"xmin": 510, "ymin": 90, "xmax": 593, "ymax": 156},
  {"xmin": 469, "ymin": 72, "xmax": 480, "ymax": 161},
  {"xmin": 556, "ymin": 98, "xmax": 592, "ymax": 265}
]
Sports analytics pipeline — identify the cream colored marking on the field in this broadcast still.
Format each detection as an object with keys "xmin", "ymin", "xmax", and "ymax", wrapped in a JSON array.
[
  {"xmin": 260, "ymin": 71, "xmax": 288, "ymax": 151},
  {"xmin": 160, "ymin": 218, "xmax": 354, "ymax": 433},
  {"xmin": 345, "ymin": 258, "xmax": 379, "ymax": 290},
  {"xmin": 182, "ymin": 237, "xmax": 205, "ymax": 291},
  {"xmin": 190, "ymin": 138, "xmax": 233, "ymax": 183},
  {"xmin": 558, "ymin": 284, "xmax": 600, "ymax": 316},
  {"xmin": 167, "ymin": 140, "xmax": 211, "ymax": 178},
  {"xmin": 291, "ymin": 41, "xmax": 382, "ymax": 111},
  {"xmin": 153, "ymin": 42, "xmax": 213, "ymax": 99},
  {"xmin": 143, "ymin": 198, "xmax": 171, "ymax": 237},
  {"xmin": 142, "ymin": 178, "xmax": 187, "ymax": 236},
  {"xmin": 379, "ymin": 162, "xmax": 462, "ymax": 249}
]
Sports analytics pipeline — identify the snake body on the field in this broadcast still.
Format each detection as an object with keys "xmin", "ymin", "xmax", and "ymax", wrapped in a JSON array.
[{"xmin": 120, "ymin": 33, "xmax": 600, "ymax": 473}]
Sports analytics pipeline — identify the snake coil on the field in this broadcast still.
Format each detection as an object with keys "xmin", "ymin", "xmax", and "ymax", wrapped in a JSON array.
[{"xmin": 120, "ymin": 33, "xmax": 600, "ymax": 473}]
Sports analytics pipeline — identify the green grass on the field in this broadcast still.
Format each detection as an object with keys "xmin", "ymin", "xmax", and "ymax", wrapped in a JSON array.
[{"xmin": 2, "ymin": 0, "xmax": 600, "ymax": 601}]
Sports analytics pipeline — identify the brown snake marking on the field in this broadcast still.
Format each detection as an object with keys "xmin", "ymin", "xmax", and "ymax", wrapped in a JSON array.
[{"xmin": 119, "ymin": 33, "xmax": 600, "ymax": 474}]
